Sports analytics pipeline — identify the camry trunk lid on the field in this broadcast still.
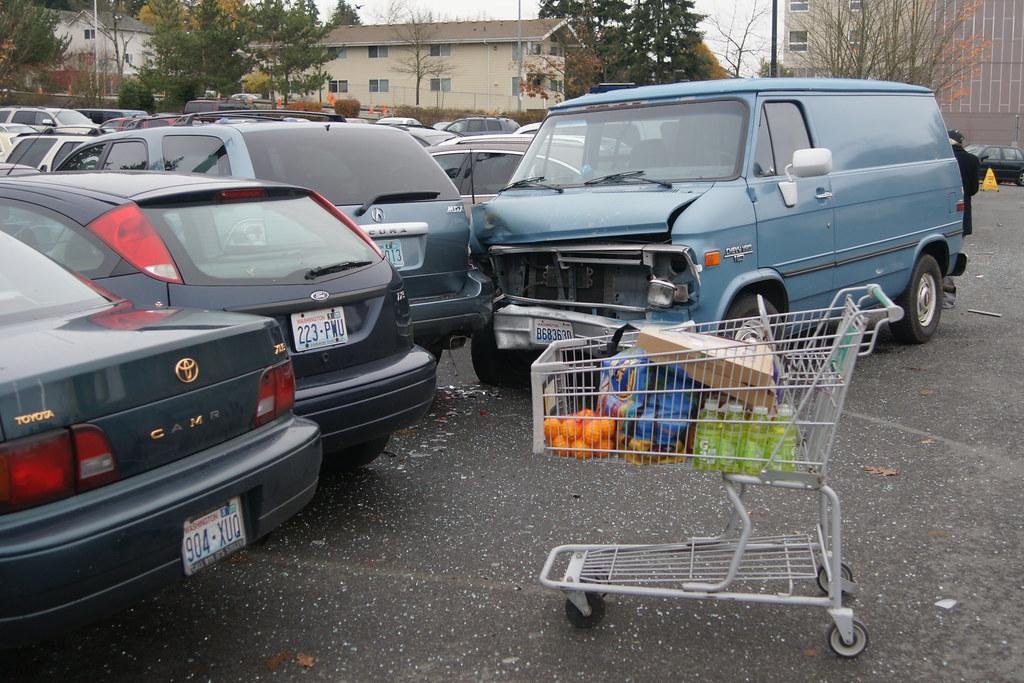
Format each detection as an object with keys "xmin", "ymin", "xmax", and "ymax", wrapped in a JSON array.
[{"xmin": 0, "ymin": 305, "xmax": 284, "ymax": 479}]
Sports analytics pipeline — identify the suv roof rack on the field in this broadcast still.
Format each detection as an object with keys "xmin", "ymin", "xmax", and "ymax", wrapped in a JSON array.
[{"xmin": 175, "ymin": 109, "xmax": 346, "ymax": 126}]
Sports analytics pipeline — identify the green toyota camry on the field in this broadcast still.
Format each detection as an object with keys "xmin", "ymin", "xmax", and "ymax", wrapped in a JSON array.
[{"xmin": 0, "ymin": 231, "xmax": 322, "ymax": 647}]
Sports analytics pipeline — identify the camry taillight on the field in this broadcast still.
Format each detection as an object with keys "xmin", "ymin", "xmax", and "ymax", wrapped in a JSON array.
[
  {"xmin": 88, "ymin": 202, "xmax": 182, "ymax": 283},
  {"xmin": 254, "ymin": 361, "xmax": 296, "ymax": 427},
  {"xmin": 0, "ymin": 425, "xmax": 118, "ymax": 514},
  {"xmin": 308, "ymin": 192, "xmax": 385, "ymax": 259}
]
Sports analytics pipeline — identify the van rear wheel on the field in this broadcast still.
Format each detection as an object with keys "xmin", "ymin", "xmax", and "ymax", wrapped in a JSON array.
[{"xmin": 891, "ymin": 254, "xmax": 941, "ymax": 344}]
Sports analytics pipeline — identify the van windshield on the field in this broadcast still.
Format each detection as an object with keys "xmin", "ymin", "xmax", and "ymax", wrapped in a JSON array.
[{"xmin": 511, "ymin": 99, "xmax": 747, "ymax": 187}]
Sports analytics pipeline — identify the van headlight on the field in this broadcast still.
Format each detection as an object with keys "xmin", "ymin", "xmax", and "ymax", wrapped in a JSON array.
[{"xmin": 647, "ymin": 278, "xmax": 689, "ymax": 308}]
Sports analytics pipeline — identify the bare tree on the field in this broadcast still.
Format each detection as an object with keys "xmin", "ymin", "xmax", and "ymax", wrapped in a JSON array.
[
  {"xmin": 705, "ymin": 0, "xmax": 770, "ymax": 78},
  {"xmin": 801, "ymin": 0, "xmax": 988, "ymax": 104},
  {"xmin": 102, "ymin": 4, "xmax": 137, "ymax": 81},
  {"xmin": 389, "ymin": 6, "xmax": 454, "ymax": 106}
]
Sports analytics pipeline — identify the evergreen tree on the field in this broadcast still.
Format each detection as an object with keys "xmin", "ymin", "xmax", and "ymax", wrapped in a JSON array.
[
  {"xmin": 627, "ymin": 0, "xmax": 706, "ymax": 84},
  {"xmin": 327, "ymin": 0, "xmax": 361, "ymax": 27},
  {"xmin": 250, "ymin": 0, "xmax": 329, "ymax": 104},
  {"xmin": 0, "ymin": 0, "xmax": 70, "ymax": 89}
]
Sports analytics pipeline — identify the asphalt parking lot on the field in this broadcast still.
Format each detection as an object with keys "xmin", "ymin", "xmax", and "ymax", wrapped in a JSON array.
[{"xmin": 3, "ymin": 188, "xmax": 1023, "ymax": 682}]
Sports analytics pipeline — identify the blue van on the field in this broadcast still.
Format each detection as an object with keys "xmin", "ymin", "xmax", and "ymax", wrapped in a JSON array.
[{"xmin": 471, "ymin": 79, "xmax": 966, "ymax": 384}]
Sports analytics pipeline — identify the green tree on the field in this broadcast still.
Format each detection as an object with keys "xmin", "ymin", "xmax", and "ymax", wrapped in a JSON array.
[
  {"xmin": 118, "ymin": 77, "xmax": 155, "ymax": 110},
  {"xmin": 327, "ymin": 0, "xmax": 361, "ymax": 27},
  {"xmin": 0, "ymin": 0, "xmax": 70, "ymax": 89},
  {"xmin": 627, "ymin": 0, "xmax": 706, "ymax": 84},
  {"xmin": 250, "ymin": 0, "xmax": 329, "ymax": 104},
  {"xmin": 138, "ymin": 0, "xmax": 253, "ymax": 105}
]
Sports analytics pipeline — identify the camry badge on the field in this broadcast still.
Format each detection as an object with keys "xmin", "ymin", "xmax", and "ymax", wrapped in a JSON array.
[
  {"xmin": 175, "ymin": 357, "xmax": 199, "ymax": 384},
  {"xmin": 310, "ymin": 290, "xmax": 329, "ymax": 301},
  {"xmin": 370, "ymin": 207, "xmax": 385, "ymax": 223}
]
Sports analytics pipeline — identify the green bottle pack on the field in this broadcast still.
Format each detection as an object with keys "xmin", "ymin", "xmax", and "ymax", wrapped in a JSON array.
[{"xmin": 691, "ymin": 396, "xmax": 723, "ymax": 470}]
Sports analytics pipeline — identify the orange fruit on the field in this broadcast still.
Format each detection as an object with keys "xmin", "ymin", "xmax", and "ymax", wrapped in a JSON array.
[
  {"xmin": 560, "ymin": 418, "xmax": 584, "ymax": 441},
  {"xmin": 599, "ymin": 419, "xmax": 617, "ymax": 440},
  {"xmin": 571, "ymin": 438, "xmax": 593, "ymax": 460},
  {"xmin": 582, "ymin": 420, "xmax": 604, "ymax": 446},
  {"xmin": 550, "ymin": 434, "xmax": 571, "ymax": 456},
  {"xmin": 576, "ymin": 408, "xmax": 596, "ymax": 418},
  {"xmin": 592, "ymin": 437, "xmax": 614, "ymax": 458},
  {"xmin": 543, "ymin": 418, "xmax": 562, "ymax": 444}
]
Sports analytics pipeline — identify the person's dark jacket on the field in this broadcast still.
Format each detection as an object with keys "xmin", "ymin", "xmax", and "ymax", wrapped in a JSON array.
[{"xmin": 953, "ymin": 144, "xmax": 980, "ymax": 235}]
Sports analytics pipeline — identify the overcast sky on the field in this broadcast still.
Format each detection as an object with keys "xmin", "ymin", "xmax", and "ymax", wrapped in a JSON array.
[{"xmin": 317, "ymin": 0, "xmax": 774, "ymax": 77}]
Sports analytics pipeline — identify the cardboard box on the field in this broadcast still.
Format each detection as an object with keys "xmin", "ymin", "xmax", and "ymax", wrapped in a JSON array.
[{"xmin": 635, "ymin": 327, "xmax": 778, "ymax": 410}]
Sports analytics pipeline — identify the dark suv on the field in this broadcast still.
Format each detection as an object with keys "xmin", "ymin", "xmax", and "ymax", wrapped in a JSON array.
[
  {"xmin": 964, "ymin": 143, "xmax": 1024, "ymax": 185},
  {"xmin": 444, "ymin": 116, "xmax": 519, "ymax": 136},
  {"xmin": 0, "ymin": 172, "xmax": 436, "ymax": 467},
  {"xmin": 56, "ymin": 119, "xmax": 493, "ymax": 355}
]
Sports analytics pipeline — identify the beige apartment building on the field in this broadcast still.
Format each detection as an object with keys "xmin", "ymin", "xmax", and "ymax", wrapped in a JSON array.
[{"xmin": 319, "ymin": 18, "xmax": 572, "ymax": 113}]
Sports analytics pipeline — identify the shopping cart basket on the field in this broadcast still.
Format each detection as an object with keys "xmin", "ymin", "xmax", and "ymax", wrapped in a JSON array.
[{"xmin": 532, "ymin": 285, "xmax": 903, "ymax": 658}]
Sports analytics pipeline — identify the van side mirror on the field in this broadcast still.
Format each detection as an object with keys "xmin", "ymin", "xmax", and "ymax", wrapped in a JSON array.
[{"xmin": 790, "ymin": 148, "xmax": 832, "ymax": 178}]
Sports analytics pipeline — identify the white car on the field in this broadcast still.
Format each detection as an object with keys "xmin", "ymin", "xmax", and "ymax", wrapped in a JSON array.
[
  {"xmin": 514, "ymin": 122, "xmax": 542, "ymax": 135},
  {"xmin": 0, "ymin": 107, "xmax": 93, "ymax": 132},
  {"xmin": 377, "ymin": 116, "xmax": 423, "ymax": 126},
  {"xmin": 4, "ymin": 133, "xmax": 96, "ymax": 172},
  {"xmin": 0, "ymin": 123, "xmax": 36, "ymax": 162}
]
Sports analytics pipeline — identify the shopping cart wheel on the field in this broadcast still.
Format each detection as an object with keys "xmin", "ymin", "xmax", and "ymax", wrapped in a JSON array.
[
  {"xmin": 827, "ymin": 619, "xmax": 869, "ymax": 658},
  {"xmin": 564, "ymin": 592, "xmax": 606, "ymax": 629},
  {"xmin": 816, "ymin": 562, "xmax": 855, "ymax": 596}
]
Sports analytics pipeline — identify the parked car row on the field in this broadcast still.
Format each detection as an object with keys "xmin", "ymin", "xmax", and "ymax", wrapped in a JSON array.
[{"xmin": 1, "ymin": 78, "xmax": 974, "ymax": 647}]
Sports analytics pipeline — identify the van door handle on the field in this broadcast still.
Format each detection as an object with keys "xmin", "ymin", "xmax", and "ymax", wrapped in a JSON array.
[{"xmin": 815, "ymin": 190, "xmax": 833, "ymax": 200}]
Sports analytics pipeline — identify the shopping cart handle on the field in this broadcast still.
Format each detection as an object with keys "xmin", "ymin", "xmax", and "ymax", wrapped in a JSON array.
[{"xmin": 867, "ymin": 285, "xmax": 903, "ymax": 323}]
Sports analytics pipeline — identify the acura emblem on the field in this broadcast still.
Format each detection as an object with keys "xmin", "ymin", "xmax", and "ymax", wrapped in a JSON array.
[
  {"xmin": 175, "ymin": 357, "xmax": 199, "ymax": 383},
  {"xmin": 370, "ymin": 207, "xmax": 385, "ymax": 223},
  {"xmin": 310, "ymin": 290, "xmax": 329, "ymax": 301}
]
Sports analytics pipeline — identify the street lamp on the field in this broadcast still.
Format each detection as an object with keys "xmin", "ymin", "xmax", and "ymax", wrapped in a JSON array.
[
  {"xmin": 770, "ymin": 0, "xmax": 778, "ymax": 77},
  {"xmin": 93, "ymin": 0, "xmax": 100, "ymax": 92},
  {"xmin": 516, "ymin": 0, "xmax": 522, "ymax": 112}
]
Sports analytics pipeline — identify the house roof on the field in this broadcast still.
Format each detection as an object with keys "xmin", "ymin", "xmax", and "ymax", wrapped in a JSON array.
[
  {"xmin": 325, "ymin": 18, "xmax": 568, "ymax": 47},
  {"xmin": 58, "ymin": 10, "xmax": 152, "ymax": 35}
]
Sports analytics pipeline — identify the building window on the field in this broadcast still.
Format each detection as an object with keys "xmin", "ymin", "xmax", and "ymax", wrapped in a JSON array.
[
  {"xmin": 84, "ymin": 28, "xmax": 95, "ymax": 40},
  {"xmin": 430, "ymin": 78, "xmax": 451, "ymax": 92},
  {"xmin": 124, "ymin": 53, "xmax": 132, "ymax": 65},
  {"xmin": 429, "ymin": 43, "xmax": 451, "ymax": 57},
  {"xmin": 327, "ymin": 46, "xmax": 347, "ymax": 60},
  {"xmin": 550, "ymin": 79, "xmax": 564, "ymax": 93},
  {"xmin": 328, "ymin": 79, "xmax": 348, "ymax": 93},
  {"xmin": 369, "ymin": 79, "xmax": 389, "ymax": 93},
  {"xmin": 788, "ymin": 30, "xmax": 808, "ymax": 52},
  {"xmin": 511, "ymin": 76, "xmax": 521, "ymax": 96},
  {"xmin": 512, "ymin": 43, "xmax": 542, "ymax": 60},
  {"xmin": 848, "ymin": 29, "xmax": 860, "ymax": 46},
  {"xmin": 549, "ymin": 44, "xmax": 563, "ymax": 56},
  {"xmin": 790, "ymin": 0, "xmax": 809, "ymax": 11},
  {"xmin": 849, "ymin": 0, "xmax": 862, "ymax": 9},
  {"xmin": 368, "ymin": 46, "xmax": 388, "ymax": 59}
]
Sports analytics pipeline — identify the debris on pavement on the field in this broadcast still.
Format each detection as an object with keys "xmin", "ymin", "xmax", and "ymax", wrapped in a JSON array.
[
  {"xmin": 967, "ymin": 309, "xmax": 1002, "ymax": 317},
  {"xmin": 934, "ymin": 599, "xmax": 958, "ymax": 610}
]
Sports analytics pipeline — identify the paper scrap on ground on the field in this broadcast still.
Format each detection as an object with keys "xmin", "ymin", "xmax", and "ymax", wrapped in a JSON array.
[{"xmin": 935, "ymin": 598, "xmax": 957, "ymax": 610}]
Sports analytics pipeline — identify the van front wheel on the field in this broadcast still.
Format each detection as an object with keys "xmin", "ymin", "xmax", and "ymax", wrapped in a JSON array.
[
  {"xmin": 470, "ymin": 323, "xmax": 533, "ymax": 387},
  {"xmin": 891, "ymin": 254, "xmax": 941, "ymax": 344}
]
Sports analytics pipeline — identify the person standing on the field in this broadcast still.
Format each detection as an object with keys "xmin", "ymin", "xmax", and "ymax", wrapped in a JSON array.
[{"xmin": 945, "ymin": 129, "xmax": 980, "ymax": 308}]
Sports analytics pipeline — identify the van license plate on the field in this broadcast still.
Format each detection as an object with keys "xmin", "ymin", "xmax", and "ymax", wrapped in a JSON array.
[
  {"xmin": 291, "ymin": 307, "xmax": 348, "ymax": 352},
  {"xmin": 378, "ymin": 239, "xmax": 405, "ymax": 267},
  {"xmin": 533, "ymin": 319, "xmax": 574, "ymax": 344},
  {"xmin": 182, "ymin": 497, "xmax": 246, "ymax": 576}
]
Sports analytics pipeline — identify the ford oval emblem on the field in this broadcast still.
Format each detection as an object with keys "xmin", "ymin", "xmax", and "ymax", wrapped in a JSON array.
[{"xmin": 310, "ymin": 290, "xmax": 329, "ymax": 301}]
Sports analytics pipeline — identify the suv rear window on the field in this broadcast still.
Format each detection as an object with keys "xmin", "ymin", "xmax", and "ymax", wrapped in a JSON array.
[
  {"xmin": 142, "ymin": 194, "xmax": 382, "ymax": 285},
  {"xmin": 243, "ymin": 126, "xmax": 459, "ymax": 205},
  {"xmin": 163, "ymin": 135, "xmax": 231, "ymax": 174}
]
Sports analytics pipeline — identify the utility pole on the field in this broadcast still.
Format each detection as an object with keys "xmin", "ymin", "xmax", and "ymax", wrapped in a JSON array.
[
  {"xmin": 516, "ymin": 0, "xmax": 523, "ymax": 112},
  {"xmin": 93, "ymin": 0, "xmax": 101, "ymax": 93},
  {"xmin": 770, "ymin": 0, "xmax": 778, "ymax": 77}
]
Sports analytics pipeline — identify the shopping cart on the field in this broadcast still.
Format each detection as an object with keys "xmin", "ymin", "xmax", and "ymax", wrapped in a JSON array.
[{"xmin": 531, "ymin": 285, "xmax": 903, "ymax": 658}]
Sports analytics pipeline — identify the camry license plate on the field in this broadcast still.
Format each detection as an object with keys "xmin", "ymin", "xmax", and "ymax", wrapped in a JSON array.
[
  {"xmin": 182, "ymin": 497, "xmax": 246, "ymax": 576},
  {"xmin": 291, "ymin": 306, "xmax": 348, "ymax": 352},
  {"xmin": 532, "ymin": 318, "xmax": 574, "ymax": 344},
  {"xmin": 378, "ymin": 239, "xmax": 405, "ymax": 267}
]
